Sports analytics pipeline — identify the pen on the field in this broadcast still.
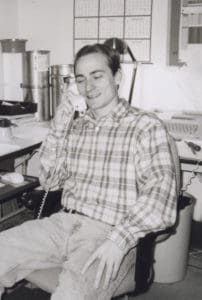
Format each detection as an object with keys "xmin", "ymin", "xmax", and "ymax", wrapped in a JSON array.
[{"xmin": 184, "ymin": 141, "xmax": 201, "ymax": 154}]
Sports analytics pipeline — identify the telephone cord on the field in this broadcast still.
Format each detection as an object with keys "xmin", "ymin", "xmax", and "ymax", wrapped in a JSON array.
[{"xmin": 37, "ymin": 109, "xmax": 75, "ymax": 219}]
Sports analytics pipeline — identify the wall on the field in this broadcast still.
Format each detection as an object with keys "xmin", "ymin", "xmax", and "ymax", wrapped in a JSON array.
[
  {"xmin": 0, "ymin": 0, "xmax": 19, "ymax": 38},
  {"xmin": 18, "ymin": 0, "xmax": 74, "ymax": 65},
  {"xmin": 0, "ymin": 0, "xmax": 19, "ymax": 97},
  {"xmin": 132, "ymin": 59, "xmax": 202, "ymax": 112}
]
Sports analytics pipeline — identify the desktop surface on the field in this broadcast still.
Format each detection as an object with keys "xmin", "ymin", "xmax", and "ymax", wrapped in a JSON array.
[{"xmin": 0, "ymin": 120, "xmax": 49, "ymax": 159}]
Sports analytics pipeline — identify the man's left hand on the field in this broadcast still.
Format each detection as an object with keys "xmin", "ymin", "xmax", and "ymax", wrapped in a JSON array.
[{"xmin": 81, "ymin": 239, "xmax": 124, "ymax": 289}]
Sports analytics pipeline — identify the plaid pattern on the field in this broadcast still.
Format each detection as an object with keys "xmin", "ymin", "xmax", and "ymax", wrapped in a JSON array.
[{"xmin": 39, "ymin": 99, "xmax": 177, "ymax": 254}]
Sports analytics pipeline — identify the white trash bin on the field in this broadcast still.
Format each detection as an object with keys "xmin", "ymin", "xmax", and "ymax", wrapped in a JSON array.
[{"xmin": 153, "ymin": 193, "xmax": 195, "ymax": 283}]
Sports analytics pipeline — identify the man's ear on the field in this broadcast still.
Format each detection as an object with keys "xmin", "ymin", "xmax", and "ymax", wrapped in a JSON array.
[{"xmin": 114, "ymin": 69, "xmax": 122, "ymax": 87}]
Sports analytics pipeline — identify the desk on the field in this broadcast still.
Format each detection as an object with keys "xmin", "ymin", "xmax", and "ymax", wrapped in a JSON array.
[
  {"xmin": 0, "ymin": 140, "xmax": 41, "ymax": 162},
  {"xmin": 0, "ymin": 121, "xmax": 49, "ymax": 171},
  {"xmin": 176, "ymin": 140, "xmax": 202, "ymax": 170},
  {"xmin": 0, "ymin": 121, "xmax": 49, "ymax": 222},
  {"xmin": 0, "ymin": 120, "xmax": 49, "ymax": 159}
]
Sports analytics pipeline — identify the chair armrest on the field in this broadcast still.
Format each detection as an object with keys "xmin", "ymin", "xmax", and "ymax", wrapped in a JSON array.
[
  {"xmin": 132, "ymin": 232, "xmax": 157, "ymax": 296},
  {"xmin": 127, "ymin": 226, "xmax": 174, "ymax": 297}
]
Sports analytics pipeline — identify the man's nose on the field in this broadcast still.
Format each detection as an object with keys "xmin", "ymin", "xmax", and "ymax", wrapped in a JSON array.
[{"xmin": 86, "ymin": 78, "xmax": 94, "ymax": 91}]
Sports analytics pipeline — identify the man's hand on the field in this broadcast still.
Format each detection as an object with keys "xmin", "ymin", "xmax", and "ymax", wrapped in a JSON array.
[
  {"xmin": 81, "ymin": 239, "xmax": 124, "ymax": 289},
  {"xmin": 66, "ymin": 90, "xmax": 86, "ymax": 112},
  {"xmin": 62, "ymin": 82, "xmax": 86, "ymax": 112}
]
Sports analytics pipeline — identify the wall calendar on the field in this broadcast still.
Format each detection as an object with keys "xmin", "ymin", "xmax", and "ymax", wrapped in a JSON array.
[{"xmin": 73, "ymin": 0, "xmax": 153, "ymax": 63}]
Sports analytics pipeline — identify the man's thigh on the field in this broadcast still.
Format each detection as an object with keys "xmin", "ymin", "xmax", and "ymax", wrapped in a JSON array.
[
  {"xmin": 51, "ymin": 215, "xmax": 135, "ymax": 300},
  {"xmin": 0, "ymin": 212, "xmax": 75, "ymax": 286}
]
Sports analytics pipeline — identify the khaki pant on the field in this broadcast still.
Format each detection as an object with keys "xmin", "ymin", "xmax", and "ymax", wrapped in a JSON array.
[{"xmin": 0, "ymin": 212, "xmax": 135, "ymax": 300}]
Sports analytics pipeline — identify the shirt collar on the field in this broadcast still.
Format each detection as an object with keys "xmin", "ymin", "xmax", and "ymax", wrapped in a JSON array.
[{"xmin": 83, "ymin": 98, "xmax": 130, "ymax": 125}]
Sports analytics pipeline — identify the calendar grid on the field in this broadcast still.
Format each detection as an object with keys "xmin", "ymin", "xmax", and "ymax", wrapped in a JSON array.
[{"xmin": 73, "ymin": 0, "xmax": 153, "ymax": 63}]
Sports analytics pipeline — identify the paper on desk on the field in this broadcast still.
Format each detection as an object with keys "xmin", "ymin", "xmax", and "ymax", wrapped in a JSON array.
[
  {"xmin": 0, "ymin": 143, "xmax": 21, "ymax": 156},
  {"xmin": 176, "ymin": 140, "xmax": 202, "ymax": 160},
  {"xmin": 13, "ymin": 122, "xmax": 49, "ymax": 141}
]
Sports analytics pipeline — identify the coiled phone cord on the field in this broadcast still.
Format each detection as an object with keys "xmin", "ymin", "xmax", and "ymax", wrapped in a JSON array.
[
  {"xmin": 180, "ymin": 159, "xmax": 202, "ymax": 194},
  {"xmin": 37, "ymin": 178, "xmax": 55, "ymax": 219}
]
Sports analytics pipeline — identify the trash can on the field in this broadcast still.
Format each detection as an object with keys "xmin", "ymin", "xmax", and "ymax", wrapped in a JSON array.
[{"xmin": 153, "ymin": 192, "xmax": 195, "ymax": 283}]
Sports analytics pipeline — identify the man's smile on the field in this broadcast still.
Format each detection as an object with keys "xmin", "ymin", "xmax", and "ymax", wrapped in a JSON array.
[{"xmin": 87, "ymin": 92, "xmax": 101, "ymax": 100}]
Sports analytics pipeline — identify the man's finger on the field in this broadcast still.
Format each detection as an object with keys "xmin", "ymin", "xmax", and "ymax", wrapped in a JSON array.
[
  {"xmin": 112, "ymin": 261, "xmax": 120, "ymax": 280},
  {"xmin": 95, "ymin": 258, "xmax": 106, "ymax": 288},
  {"xmin": 81, "ymin": 253, "xmax": 97, "ymax": 274},
  {"xmin": 103, "ymin": 261, "xmax": 114, "ymax": 288}
]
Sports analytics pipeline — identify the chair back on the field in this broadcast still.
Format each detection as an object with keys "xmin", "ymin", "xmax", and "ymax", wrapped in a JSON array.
[{"xmin": 168, "ymin": 134, "xmax": 181, "ymax": 195}]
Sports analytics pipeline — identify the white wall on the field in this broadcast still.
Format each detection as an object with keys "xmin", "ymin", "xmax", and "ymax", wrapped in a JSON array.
[
  {"xmin": 0, "ymin": 0, "xmax": 19, "ymax": 97},
  {"xmin": 18, "ymin": 0, "xmax": 74, "ymax": 65},
  {"xmin": 0, "ymin": 0, "xmax": 19, "ymax": 38},
  {"xmin": 131, "ymin": 62, "xmax": 202, "ymax": 112}
]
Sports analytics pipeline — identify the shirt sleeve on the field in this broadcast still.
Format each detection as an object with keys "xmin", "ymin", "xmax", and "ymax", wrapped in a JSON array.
[
  {"xmin": 38, "ymin": 98, "xmax": 74, "ymax": 191},
  {"xmin": 107, "ymin": 116, "xmax": 178, "ymax": 254}
]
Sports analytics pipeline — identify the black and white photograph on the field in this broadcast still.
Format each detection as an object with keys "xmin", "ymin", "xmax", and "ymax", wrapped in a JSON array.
[{"xmin": 0, "ymin": 0, "xmax": 202, "ymax": 299}]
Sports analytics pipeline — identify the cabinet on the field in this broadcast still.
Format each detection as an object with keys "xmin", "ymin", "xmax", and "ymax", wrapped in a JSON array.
[
  {"xmin": 0, "ymin": 174, "xmax": 39, "ymax": 224},
  {"xmin": 169, "ymin": 0, "xmax": 202, "ymax": 65},
  {"xmin": 0, "ymin": 144, "xmax": 40, "ymax": 225}
]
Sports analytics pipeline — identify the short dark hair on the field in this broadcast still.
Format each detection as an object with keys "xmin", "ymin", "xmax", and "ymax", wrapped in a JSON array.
[{"xmin": 74, "ymin": 43, "xmax": 120, "ymax": 75}]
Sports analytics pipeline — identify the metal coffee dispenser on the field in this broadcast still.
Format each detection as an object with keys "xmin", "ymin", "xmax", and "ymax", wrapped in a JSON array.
[
  {"xmin": 21, "ymin": 50, "xmax": 51, "ymax": 121},
  {"xmin": 0, "ymin": 39, "xmax": 27, "ymax": 101}
]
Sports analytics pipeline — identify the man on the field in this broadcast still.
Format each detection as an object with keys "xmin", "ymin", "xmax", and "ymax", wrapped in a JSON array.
[{"xmin": 0, "ymin": 43, "xmax": 177, "ymax": 300}]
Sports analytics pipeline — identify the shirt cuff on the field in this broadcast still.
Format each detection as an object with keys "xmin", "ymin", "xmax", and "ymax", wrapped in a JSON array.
[{"xmin": 106, "ymin": 225, "xmax": 138, "ymax": 255}]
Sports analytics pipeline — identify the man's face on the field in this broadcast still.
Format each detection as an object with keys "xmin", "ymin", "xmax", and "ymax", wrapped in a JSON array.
[{"xmin": 75, "ymin": 52, "xmax": 121, "ymax": 118}]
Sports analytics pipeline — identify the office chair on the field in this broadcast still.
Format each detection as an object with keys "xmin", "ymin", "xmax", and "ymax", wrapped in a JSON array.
[{"xmin": 18, "ymin": 134, "xmax": 186, "ymax": 299}]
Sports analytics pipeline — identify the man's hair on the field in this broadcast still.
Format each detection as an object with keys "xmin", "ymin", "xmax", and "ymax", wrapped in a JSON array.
[{"xmin": 74, "ymin": 43, "xmax": 120, "ymax": 75}]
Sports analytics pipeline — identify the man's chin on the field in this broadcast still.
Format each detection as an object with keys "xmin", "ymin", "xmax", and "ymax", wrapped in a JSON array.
[{"xmin": 86, "ymin": 98, "xmax": 99, "ymax": 108}]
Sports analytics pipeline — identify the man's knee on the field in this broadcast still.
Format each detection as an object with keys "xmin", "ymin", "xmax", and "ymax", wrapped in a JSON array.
[{"xmin": 51, "ymin": 263, "xmax": 112, "ymax": 300}]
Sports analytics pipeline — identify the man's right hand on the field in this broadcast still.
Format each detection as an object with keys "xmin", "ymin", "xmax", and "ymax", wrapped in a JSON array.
[{"xmin": 63, "ymin": 87, "xmax": 86, "ymax": 113}]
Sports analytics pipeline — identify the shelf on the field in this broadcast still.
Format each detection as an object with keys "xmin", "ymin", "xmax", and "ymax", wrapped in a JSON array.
[
  {"xmin": 0, "ymin": 175, "xmax": 39, "ymax": 204},
  {"xmin": 182, "ymin": 6, "xmax": 202, "ymax": 14},
  {"xmin": 0, "ymin": 206, "xmax": 26, "ymax": 223}
]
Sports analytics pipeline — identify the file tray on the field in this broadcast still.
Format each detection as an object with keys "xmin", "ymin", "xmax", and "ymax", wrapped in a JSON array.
[
  {"xmin": 0, "ymin": 100, "xmax": 37, "ymax": 115},
  {"xmin": 0, "ymin": 175, "xmax": 39, "ymax": 204}
]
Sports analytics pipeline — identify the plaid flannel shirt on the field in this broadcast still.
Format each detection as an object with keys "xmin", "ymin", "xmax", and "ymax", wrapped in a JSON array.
[{"xmin": 39, "ymin": 98, "xmax": 177, "ymax": 254}]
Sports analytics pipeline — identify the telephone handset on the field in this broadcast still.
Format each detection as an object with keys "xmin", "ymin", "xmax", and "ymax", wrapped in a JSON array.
[
  {"xmin": 37, "ymin": 81, "xmax": 86, "ymax": 219},
  {"xmin": 64, "ymin": 76, "xmax": 87, "ymax": 114}
]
